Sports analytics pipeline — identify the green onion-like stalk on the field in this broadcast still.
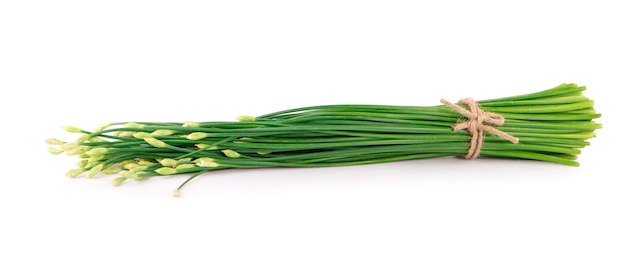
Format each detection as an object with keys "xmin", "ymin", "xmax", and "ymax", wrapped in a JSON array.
[{"xmin": 47, "ymin": 83, "xmax": 601, "ymax": 195}]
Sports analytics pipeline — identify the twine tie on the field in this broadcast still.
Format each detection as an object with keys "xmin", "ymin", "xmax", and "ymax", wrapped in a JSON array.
[{"xmin": 440, "ymin": 98, "xmax": 519, "ymax": 159}]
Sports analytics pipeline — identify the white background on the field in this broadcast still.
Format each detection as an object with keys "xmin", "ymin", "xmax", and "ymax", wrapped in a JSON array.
[{"xmin": 1, "ymin": 1, "xmax": 624, "ymax": 268}]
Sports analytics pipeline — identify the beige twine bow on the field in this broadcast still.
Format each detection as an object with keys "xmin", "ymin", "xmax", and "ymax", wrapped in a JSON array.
[{"xmin": 440, "ymin": 98, "xmax": 519, "ymax": 159}]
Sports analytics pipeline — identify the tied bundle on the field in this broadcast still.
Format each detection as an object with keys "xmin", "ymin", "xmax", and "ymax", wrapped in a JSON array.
[{"xmin": 47, "ymin": 83, "xmax": 601, "ymax": 195}]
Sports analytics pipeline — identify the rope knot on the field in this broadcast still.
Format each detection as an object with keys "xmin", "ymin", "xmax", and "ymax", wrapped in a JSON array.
[{"xmin": 441, "ymin": 97, "xmax": 519, "ymax": 159}]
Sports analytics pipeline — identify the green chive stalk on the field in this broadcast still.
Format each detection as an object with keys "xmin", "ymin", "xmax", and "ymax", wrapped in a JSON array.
[{"xmin": 47, "ymin": 83, "xmax": 601, "ymax": 195}]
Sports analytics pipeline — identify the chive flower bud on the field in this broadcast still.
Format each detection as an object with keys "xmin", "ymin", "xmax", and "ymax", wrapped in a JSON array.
[
  {"xmin": 119, "ymin": 160, "xmax": 135, "ymax": 167},
  {"xmin": 144, "ymin": 137, "xmax": 168, "ymax": 148},
  {"xmin": 195, "ymin": 144, "xmax": 209, "ymax": 149},
  {"xmin": 175, "ymin": 164, "xmax": 196, "ymax": 170},
  {"xmin": 236, "ymin": 115, "xmax": 256, "ymax": 122},
  {"xmin": 151, "ymin": 129, "xmax": 175, "ymax": 136},
  {"xmin": 136, "ymin": 159, "xmax": 156, "ymax": 166},
  {"xmin": 195, "ymin": 158, "xmax": 219, "ymax": 167},
  {"xmin": 86, "ymin": 164, "xmax": 104, "ymax": 178},
  {"xmin": 196, "ymin": 144, "xmax": 218, "ymax": 150},
  {"xmin": 111, "ymin": 177, "xmax": 127, "ymax": 187},
  {"xmin": 103, "ymin": 167, "xmax": 122, "ymax": 174},
  {"xmin": 66, "ymin": 169, "xmax": 85, "ymax": 178},
  {"xmin": 119, "ymin": 170, "xmax": 136, "ymax": 179},
  {"xmin": 124, "ymin": 122, "xmax": 145, "ymax": 129},
  {"xmin": 155, "ymin": 167, "xmax": 177, "ymax": 175},
  {"xmin": 88, "ymin": 137, "xmax": 106, "ymax": 143},
  {"xmin": 61, "ymin": 143, "xmax": 78, "ymax": 151},
  {"xmin": 63, "ymin": 126, "xmax": 82, "ymax": 133},
  {"xmin": 76, "ymin": 160, "xmax": 88, "ymax": 168},
  {"xmin": 193, "ymin": 157, "xmax": 214, "ymax": 163},
  {"xmin": 182, "ymin": 121, "xmax": 200, "ymax": 128},
  {"xmin": 133, "ymin": 132, "xmax": 152, "ymax": 139},
  {"xmin": 123, "ymin": 163, "xmax": 139, "ymax": 170},
  {"xmin": 158, "ymin": 158, "xmax": 178, "ymax": 167},
  {"xmin": 222, "ymin": 149, "xmax": 241, "ymax": 158},
  {"xmin": 130, "ymin": 166, "xmax": 148, "ymax": 173},
  {"xmin": 65, "ymin": 147, "xmax": 87, "ymax": 156},
  {"xmin": 75, "ymin": 135, "xmax": 91, "ymax": 144},
  {"xmin": 87, "ymin": 155, "xmax": 104, "ymax": 165},
  {"xmin": 197, "ymin": 160, "xmax": 219, "ymax": 168},
  {"xmin": 45, "ymin": 138, "xmax": 65, "ymax": 145},
  {"xmin": 116, "ymin": 131, "xmax": 135, "ymax": 137},
  {"xmin": 47, "ymin": 147, "xmax": 64, "ymax": 155},
  {"xmin": 186, "ymin": 132, "xmax": 208, "ymax": 141}
]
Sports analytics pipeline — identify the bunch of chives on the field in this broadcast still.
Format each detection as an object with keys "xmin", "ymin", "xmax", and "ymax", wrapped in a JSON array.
[{"xmin": 47, "ymin": 83, "xmax": 601, "ymax": 195}]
